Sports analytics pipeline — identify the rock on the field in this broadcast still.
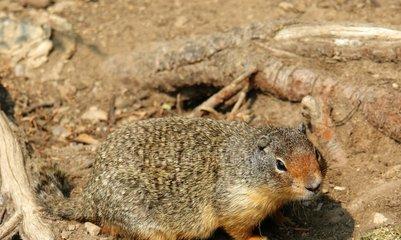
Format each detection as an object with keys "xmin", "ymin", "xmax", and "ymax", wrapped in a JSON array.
[
  {"xmin": 26, "ymin": 40, "xmax": 53, "ymax": 68},
  {"xmin": 0, "ymin": 15, "xmax": 52, "ymax": 71},
  {"xmin": 373, "ymin": 212, "xmax": 388, "ymax": 225},
  {"xmin": 322, "ymin": 188, "xmax": 329, "ymax": 193},
  {"xmin": 392, "ymin": 83, "xmax": 399, "ymax": 89},
  {"xmin": 82, "ymin": 106, "xmax": 108, "ymax": 122},
  {"xmin": 84, "ymin": 222, "xmax": 101, "ymax": 236}
]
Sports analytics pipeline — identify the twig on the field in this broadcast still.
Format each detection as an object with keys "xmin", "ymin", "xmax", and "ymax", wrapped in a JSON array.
[
  {"xmin": 333, "ymin": 100, "xmax": 361, "ymax": 126},
  {"xmin": 0, "ymin": 208, "xmax": 6, "ymax": 224},
  {"xmin": 22, "ymin": 101, "xmax": 55, "ymax": 116},
  {"xmin": 190, "ymin": 66, "xmax": 257, "ymax": 117},
  {"xmin": 0, "ymin": 211, "xmax": 22, "ymax": 239},
  {"xmin": 228, "ymin": 81, "xmax": 250, "ymax": 120},
  {"xmin": 0, "ymin": 111, "xmax": 55, "ymax": 240},
  {"xmin": 108, "ymin": 95, "xmax": 116, "ymax": 126},
  {"xmin": 176, "ymin": 93, "xmax": 183, "ymax": 114}
]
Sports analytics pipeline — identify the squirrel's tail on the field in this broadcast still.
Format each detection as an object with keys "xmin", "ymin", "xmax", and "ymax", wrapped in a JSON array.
[{"xmin": 34, "ymin": 164, "xmax": 94, "ymax": 221}]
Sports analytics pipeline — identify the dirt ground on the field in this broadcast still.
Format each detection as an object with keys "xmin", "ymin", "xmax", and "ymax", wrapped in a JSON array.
[{"xmin": 1, "ymin": 0, "xmax": 401, "ymax": 239}]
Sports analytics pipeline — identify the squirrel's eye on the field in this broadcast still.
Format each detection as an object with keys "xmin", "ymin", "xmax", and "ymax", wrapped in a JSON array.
[{"xmin": 276, "ymin": 159, "xmax": 287, "ymax": 172}]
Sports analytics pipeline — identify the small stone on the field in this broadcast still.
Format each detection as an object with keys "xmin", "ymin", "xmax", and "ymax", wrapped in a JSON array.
[
  {"xmin": 84, "ymin": 222, "xmax": 101, "ymax": 236},
  {"xmin": 60, "ymin": 230, "xmax": 71, "ymax": 239},
  {"xmin": 278, "ymin": 1, "xmax": 295, "ymax": 11},
  {"xmin": 333, "ymin": 186, "xmax": 346, "ymax": 191},
  {"xmin": 14, "ymin": 64, "xmax": 25, "ymax": 77},
  {"xmin": 322, "ymin": 188, "xmax": 329, "ymax": 194},
  {"xmin": 82, "ymin": 106, "xmax": 108, "ymax": 122},
  {"xmin": 392, "ymin": 83, "xmax": 399, "ymax": 89},
  {"xmin": 373, "ymin": 212, "xmax": 388, "ymax": 225},
  {"xmin": 52, "ymin": 125, "xmax": 71, "ymax": 139},
  {"xmin": 67, "ymin": 224, "xmax": 76, "ymax": 231},
  {"xmin": 161, "ymin": 103, "xmax": 173, "ymax": 110}
]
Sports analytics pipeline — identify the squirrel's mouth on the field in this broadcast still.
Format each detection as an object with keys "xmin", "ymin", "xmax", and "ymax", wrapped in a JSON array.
[{"xmin": 291, "ymin": 185, "xmax": 321, "ymax": 201}]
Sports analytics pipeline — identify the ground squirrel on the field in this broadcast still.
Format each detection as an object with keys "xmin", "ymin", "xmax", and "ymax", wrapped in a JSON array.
[{"xmin": 36, "ymin": 117, "xmax": 324, "ymax": 240}]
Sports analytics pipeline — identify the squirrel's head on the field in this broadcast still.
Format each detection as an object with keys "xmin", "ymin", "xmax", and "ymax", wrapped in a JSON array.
[{"xmin": 253, "ymin": 124, "xmax": 325, "ymax": 201}]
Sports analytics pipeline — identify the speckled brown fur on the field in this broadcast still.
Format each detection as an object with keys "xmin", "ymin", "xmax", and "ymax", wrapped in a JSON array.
[{"xmin": 36, "ymin": 117, "xmax": 324, "ymax": 240}]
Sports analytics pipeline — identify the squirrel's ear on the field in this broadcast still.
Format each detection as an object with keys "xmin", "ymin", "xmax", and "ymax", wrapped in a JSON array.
[
  {"xmin": 298, "ymin": 123, "xmax": 307, "ymax": 134},
  {"xmin": 257, "ymin": 135, "xmax": 271, "ymax": 149}
]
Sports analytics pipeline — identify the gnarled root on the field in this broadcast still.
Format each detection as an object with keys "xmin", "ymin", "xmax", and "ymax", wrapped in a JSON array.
[{"xmin": 0, "ymin": 111, "xmax": 54, "ymax": 240}]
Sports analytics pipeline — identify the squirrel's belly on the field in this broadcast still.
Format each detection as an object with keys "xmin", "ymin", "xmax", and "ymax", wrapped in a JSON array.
[
  {"xmin": 223, "ymin": 185, "xmax": 284, "ymax": 224},
  {"xmin": 177, "ymin": 204, "xmax": 219, "ymax": 239}
]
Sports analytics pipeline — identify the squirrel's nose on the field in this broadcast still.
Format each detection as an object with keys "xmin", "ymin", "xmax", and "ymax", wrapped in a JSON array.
[{"xmin": 305, "ymin": 180, "xmax": 321, "ymax": 193}]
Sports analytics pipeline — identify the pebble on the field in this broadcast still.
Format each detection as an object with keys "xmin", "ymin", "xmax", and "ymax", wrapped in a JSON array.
[
  {"xmin": 67, "ymin": 224, "xmax": 77, "ymax": 231},
  {"xmin": 333, "ymin": 186, "xmax": 346, "ymax": 191},
  {"xmin": 82, "ymin": 106, "xmax": 108, "ymax": 122},
  {"xmin": 27, "ymin": 40, "xmax": 53, "ymax": 68},
  {"xmin": 60, "ymin": 230, "xmax": 71, "ymax": 239},
  {"xmin": 322, "ymin": 188, "xmax": 329, "ymax": 194},
  {"xmin": 84, "ymin": 222, "xmax": 101, "ymax": 236},
  {"xmin": 52, "ymin": 125, "xmax": 71, "ymax": 139},
  {"xmin": 373, "ymin": 212, "xmax": 388, "ymax": 225},
  {"xmin": 392, "ymin": 83, "xmax": 399, "ymax": 89},
  {"xmin": 278, "ymin": 1, "xmax": 295, "ymax": 11}
]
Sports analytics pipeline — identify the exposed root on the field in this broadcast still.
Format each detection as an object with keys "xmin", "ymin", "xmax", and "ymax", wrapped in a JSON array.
[
  {"xmin": 103, "ymin": 21, "xmax": 401, "ymax": 142},
  {"xmin": 273, "ymin": 23, "xmax": 401, "ymax": 62},
  {"xmin": 255, "ymin": 59, "xmax": 401, "ymax": 142},
  {"xmin": 0, "ymin": 111, "xmax": 55, "ymax": 240},
  {"xmin": 189, "ymin": 66, "xmax": 256, "ymax": 117},
  {"xmin": 0, "ymin": 211, "xmax": 22, "ymax": 239},
  {"xmin": 228, "ymin": 80, "xmax": 250, "ymax": 120},
  {"xmin": 301, "ymin": 95, "xmax": 347, "ymax": 166}
]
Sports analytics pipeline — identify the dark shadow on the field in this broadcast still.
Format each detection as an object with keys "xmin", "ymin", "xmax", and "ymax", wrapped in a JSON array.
[
  {"xmin": 171, "ymin": 85, "xmax": 220, "ymax": 110},
  {"xmin": 0, "ymin": 83, "xmax": 15, "ymax": 120},
  {"xmin": 207, "ymin": 195, "xmax": 355, "ymax": 240}
]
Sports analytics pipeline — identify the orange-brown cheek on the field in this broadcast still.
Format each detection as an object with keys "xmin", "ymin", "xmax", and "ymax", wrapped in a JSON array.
[{"xmin": 286, "ymin": 154, "xmax": 321, "ymax": 185}]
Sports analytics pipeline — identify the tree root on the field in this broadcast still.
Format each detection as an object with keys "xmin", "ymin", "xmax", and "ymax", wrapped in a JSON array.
[
  {"xmin": 301, "ymin": 95, "xmax": 347, "ymax": 166},
  {"xmin": 189, "ymin": 66, "xmax": 256, "ymax": 117},
  {"xmin": 103, "ymin": 21, "xmax": 401, "ymax": 143},
  {"xmin": 273, "ymin": 23, "xmax": 401, "ymax": 62},
  {"xmin": 0, "ymin": 111, "xmax": 54, "ymax": 240}
]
